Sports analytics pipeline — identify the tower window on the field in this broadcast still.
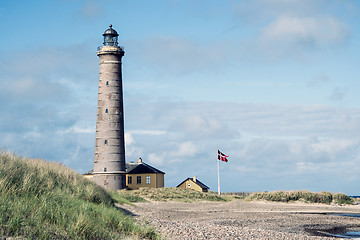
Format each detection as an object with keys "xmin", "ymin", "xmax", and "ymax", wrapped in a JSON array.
[
  {"xmin": 105, "ymin": 109, "xmax": 108, "ymax": 113},
  {"xmin": 106, "ymin": 81, "xmax": 109, "ymax": 86},
  {"xmin": 104, "ymin": 139, "xmax": 108, "ymax": 145},
  {"xmin": 104, "ymin": 167, "xmax": 107, "ymax": 172},
  {"xmin": 137, "ymin": 176, "xmax": 141, "ymax": 184}
]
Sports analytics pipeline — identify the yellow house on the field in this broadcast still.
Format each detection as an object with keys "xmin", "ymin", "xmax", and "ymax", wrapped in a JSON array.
[
  {"xmin": 177, "ymin": 176, "xmax": 209, "ymax": 192},
  {"xmin": 125, "ymin": 158, "xmax": 165, "ymax": 190},
  {"xmin": 83, "ymin": 158, "xmax": 165, "ymax": 190}
]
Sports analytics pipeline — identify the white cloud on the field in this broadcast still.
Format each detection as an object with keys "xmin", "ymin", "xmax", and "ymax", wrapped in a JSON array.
[
  {"xmin": 129, "ymin": 130, "xmax": 167, "ymax": 135},
  {"xmin": 231, "ymin": 1, "xmax": 352, "ymax": 61},
  {"xmin": 296, "ymin": 161, "xmax": 319, "ymax": 174},
  {"xmin": 2, "ymin": 76, "xmax": 70, "ymax": 103},
  {"xmin": 169, "ymin": 141, "xmax": 198, "ymax": 158},
  {"xmin": 263, "ymin": 16, "xmax": 349, "ymax": 46},
  {"xmin": 124, "ymin": 133, "xmax": 146, "ymax": 160},
  {"xmin": 169, "ymin": 114, "xmax": 239, "ymax": 140},
  {"xmin": 148, "ymin": 152, "xmax": 166, "ymax": 166},
  {"xmin": 259, "ymin": 16, "xmax": 350, "ymax": 59},
  {"xmin": 141, "ymin": 141, "xmax": 199, "ymax": 167},
  {"xmin": 58, "ymin": 127, "xmax": 93, "ymax": 134},
  {"xmin": 310, "ymin": 138, "xmax": 358, "ymax": 158},
  {"xmin": 125, "ymin": 132, "xmax": 135, "ymax": 147}
]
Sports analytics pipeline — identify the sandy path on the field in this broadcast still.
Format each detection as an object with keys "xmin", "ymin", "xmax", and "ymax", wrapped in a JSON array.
[{"xmin": 121, "ymin": 200, "xmax": 360, "ymax": 239}]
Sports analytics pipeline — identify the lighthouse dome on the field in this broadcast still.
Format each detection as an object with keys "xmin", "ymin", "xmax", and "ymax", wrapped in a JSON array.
[{"xmin": 103, "ymin": 24, "xmax": 119, "ymax": 37}]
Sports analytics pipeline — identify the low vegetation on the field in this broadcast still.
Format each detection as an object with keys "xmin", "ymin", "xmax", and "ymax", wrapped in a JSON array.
[
  {"xmin": 246, "ymin": 190, "xmax": 354, "ymax": 204},
  {"xmin": 0, "ymin": 151, "xmax": 157, "ymax": 239},
  {"xmin": 110, "ymin": 190, "xmax": 147, "ymax": 205},
  {"xmin": 115, "ymin": 187, "xmax": 241, "ymax": 202}
]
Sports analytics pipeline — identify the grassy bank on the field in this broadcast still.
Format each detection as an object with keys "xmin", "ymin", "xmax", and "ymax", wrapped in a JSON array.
[
  {"xmin": 246, "ymin": 190, "xmax": 354, "ymax": 204},
  {"xmin": 0, "ymin": 151, "xmax": 157, "ymax": 239},
  {"xmin": 115, "ymin": 187, "xmax": 241, "ymax": 202}
]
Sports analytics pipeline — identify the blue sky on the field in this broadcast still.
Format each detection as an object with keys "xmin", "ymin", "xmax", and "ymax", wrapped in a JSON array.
[{"xmin": 1, "ymin": 0, "xmax": 360, "ymax": 195}]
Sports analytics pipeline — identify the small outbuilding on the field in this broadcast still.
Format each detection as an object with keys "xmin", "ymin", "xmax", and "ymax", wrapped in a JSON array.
[{"xmin": 177, "ymin": 176, "xmax": 209, "ymax": 192}]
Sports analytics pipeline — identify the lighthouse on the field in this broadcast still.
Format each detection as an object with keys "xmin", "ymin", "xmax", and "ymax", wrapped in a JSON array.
[{"xmin": 92, "ymin": 25, "xmax": 126, "ymax": 190}]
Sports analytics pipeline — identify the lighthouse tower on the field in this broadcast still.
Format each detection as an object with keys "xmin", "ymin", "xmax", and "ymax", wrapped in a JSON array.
[{"xmin": 92, "ymin": 25, "xmax": 126, "ymax": 190}]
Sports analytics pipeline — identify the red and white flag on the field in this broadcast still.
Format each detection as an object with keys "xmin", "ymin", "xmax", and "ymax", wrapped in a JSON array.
[{"xmin": 217, "ymin": 150, "xmax": 229, "ymax": 162}]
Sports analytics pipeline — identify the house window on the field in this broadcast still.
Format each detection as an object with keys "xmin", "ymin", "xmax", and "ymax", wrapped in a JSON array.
[
  {"xmin": 137, "ymin": 176, "xmax": 141, "ymax": 184},
  {"xmin": 128, "ymin": 176, "xmax": 132, "ymax": 184},
  {"xmin": 146, "ymin": 176, "xmax": 151, "ymax": 184}
]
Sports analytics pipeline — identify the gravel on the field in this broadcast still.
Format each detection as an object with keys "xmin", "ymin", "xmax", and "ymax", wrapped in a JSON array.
[{"xmin": 121, "ymin": 200, "xmax": 360, "ymax": 239}]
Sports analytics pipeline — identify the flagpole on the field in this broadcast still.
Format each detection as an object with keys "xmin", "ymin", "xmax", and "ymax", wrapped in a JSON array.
[
  {"xmin": 217, "ymin": 149, "xmax": 229, "ymax": 196},
  {"xmin": 217, "ymin": 154, "xmax": 220, "ymax": 195}
]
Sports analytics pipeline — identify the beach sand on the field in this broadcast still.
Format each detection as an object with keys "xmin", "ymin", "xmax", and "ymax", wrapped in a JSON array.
[{"xmin": 121, "ymin": 200, "xmax": 360, "ymax": 239}]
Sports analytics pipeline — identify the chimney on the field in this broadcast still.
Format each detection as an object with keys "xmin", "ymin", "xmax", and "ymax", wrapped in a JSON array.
[
  {"xmin": 138, "ymin": 158, "xmax": 142, "ymax": 163},
  {"xmin": 193, "ymin": 176, "xmax": 196, "ymax": 182}
]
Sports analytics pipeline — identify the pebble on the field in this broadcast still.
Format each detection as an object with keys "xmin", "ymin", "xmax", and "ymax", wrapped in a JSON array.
[{"xmin": 121, "ymin": 200, "xmax": 360, "ymax": 240}]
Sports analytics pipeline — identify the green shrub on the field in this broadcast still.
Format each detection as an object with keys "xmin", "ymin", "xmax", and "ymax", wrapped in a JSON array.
[{"xmin": 333, "ymin": 193, "xmax": 354, "ymax": 204}]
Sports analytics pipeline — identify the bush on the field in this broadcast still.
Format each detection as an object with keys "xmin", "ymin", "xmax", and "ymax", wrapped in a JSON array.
[{"xmin": 333, "ymin": 193, "xmax": 354, "ymax": 204}]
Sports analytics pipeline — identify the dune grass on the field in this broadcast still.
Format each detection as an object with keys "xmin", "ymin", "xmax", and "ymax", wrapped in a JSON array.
[
  {"xmin": 0, "ymin": 151, "xmax": 158, "ymax": 239},
  {"xmin": 245, "ymin": 190, "xmax": 354, "ymax": 204},
  {"xmin": 115, "ymin": 187, "xmax": 241, "ymax": 202},
  {"xmin": 110, "ymin": 190, "xmax": 148, "ymax": 205}
]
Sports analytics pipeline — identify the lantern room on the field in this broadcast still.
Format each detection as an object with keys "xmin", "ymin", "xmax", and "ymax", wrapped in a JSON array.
[{"xmin": 103, "ymin": 24, "xmax": 118, "ymax": 46}]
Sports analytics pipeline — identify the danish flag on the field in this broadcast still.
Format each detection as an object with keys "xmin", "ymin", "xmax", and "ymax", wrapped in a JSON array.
[{"xmin": 217, "ymin": 150, "xmax": 229, "ymax": 162}]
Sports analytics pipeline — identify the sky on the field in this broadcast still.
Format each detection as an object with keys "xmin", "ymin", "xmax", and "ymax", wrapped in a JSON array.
[{"xmin": 1, "ymin": 0, "xmax": 360, "ymax": 195}]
